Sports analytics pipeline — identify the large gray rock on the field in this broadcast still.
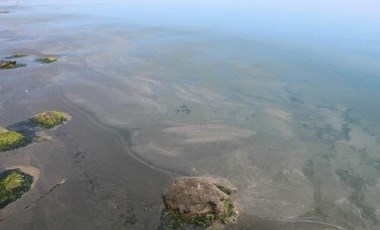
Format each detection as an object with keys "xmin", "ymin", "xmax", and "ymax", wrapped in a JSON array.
[{"xmin": 163, "ymin": 177, "xmax": 239, "ymax": 227}]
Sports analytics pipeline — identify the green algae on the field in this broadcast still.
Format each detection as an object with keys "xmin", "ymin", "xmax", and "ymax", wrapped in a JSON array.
[
  {"xmin": 31, "ymin": 111, "xmax": 67, "ymax": 129},
  {"xmin": 35, "ymin": 57, "xmax": 57, "ymax": 64},
  {"xmin": 221, "ymin": 199, "xmax": 237, "ymax": 224},
  {"xmin": 0, "ymin": 130, "xmax": 26, "ymax": 151},
  {"xmin": 167, "ymin": 210, "xmax": 215, "ymax": 227},
  {"xmin": 163, "ymin": 199, "xmax": 237, "ymax": 229},
  {"xmin": 0, "ymin": 169, "xmax": 34, "ymax": 208},
  {"xmin": 6, "ymin": 53, "xmax": 28, "ymax": 59}
]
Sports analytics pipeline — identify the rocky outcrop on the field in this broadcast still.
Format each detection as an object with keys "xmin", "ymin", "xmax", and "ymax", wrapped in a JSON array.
[{"xmin": 162, "ymin": 177, "xmax": 239, "ymax": 228}]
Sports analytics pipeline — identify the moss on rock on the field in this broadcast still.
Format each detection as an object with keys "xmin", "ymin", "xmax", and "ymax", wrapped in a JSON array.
[
  {"xmin": 31, "ymin": 111, "xmax": 68, "ymax": 129},
  {"xmin": 35, "ymin": 57, "xmax": 57, "ymax": 64},
  {"xmin": 0, "ymin": 169, "xmax": 34, "ymax": 208},
  {"xmin": 0, "ymin": 129, "xmax": 26, "ymax": 151},
  {"xmin": 162, "ymin": 177, "xmax": 239, "ymax": 229}
]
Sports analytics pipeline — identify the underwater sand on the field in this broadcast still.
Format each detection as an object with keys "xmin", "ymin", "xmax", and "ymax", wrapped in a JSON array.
[{"xmin": 1, "ymin": 0, "xmax": 380, "ymax": 229}]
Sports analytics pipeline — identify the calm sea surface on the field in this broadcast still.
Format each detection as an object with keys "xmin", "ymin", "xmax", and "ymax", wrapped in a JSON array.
[{"xmin": 1, "ymin": 0, "xmax": 380, "ymax": 229}]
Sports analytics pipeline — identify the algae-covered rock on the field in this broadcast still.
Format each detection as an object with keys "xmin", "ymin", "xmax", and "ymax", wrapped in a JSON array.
[
  {"xmin": 0, "ymin": 61, "xmax": 16, "ymax": 69},
  {"xmin": 162, "ymin": 177, "xmax": 239, "ymax": 228},
  {"xmin": 0, "ymin": 128, "xmax": 26, "ymax": 151},
  {"xmin": 30, "ymin": 111, "xmax": 69, "ymax": 129},
  {"xmin": 35, "ymin": 56, "xmax": 57, "ymax": 64},
  {"xmin": 0, "ymin": 60, "xmax": 26, "ymax": 69},
  {"xmin": 0, "ymin": 169, "xmax": 34, "ymax": 208},
  {"xmin": 6, "ymin": 53, "xmax": 28, "ymax": 59}
]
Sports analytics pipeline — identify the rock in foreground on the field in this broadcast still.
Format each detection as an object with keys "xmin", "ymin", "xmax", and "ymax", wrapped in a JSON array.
[{"xmin": 163, "ymin": 177, "xmax": 239, "ymax": 228}]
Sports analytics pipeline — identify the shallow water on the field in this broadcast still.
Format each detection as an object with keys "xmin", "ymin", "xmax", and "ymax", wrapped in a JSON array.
[{"xmin": 1, "ymin": 0, "xmax": 380, "ymax": 229}]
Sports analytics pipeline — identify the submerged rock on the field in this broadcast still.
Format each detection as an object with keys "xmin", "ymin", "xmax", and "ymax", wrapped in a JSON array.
[
  {"xmin": 0, "ymin": 168, "xmax": 34, "ymax": 208},
  {"xmin": 0, "ymin": 60, "xmax": 26, "ymax": 69},
  {"xmin": 0, "ymin": 61, "xmax": 16, "ymax": 69},
  {"xmin": 162, "ymin": 177, "xmax": 239, "ymax": 228},
  {"xmin": 35, "ymin": 56, "xmax": 57, "ymax": 64},
  {"xmin": 5, "ymin": 53, "xmax": 28, "ymax": 59}
]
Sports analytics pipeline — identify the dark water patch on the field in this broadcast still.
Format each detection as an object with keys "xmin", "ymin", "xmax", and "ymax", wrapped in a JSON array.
[
  {"xmin": 349, "ymin": 193, "xmax": 380, "ymax": 225},
  {"xmin": 336, "ymin": 169, "xmax": 366, "ymax": 192},
  {"xmin": 343, "ymin": 108, "xmax": 361, "ymax": 125},
  {"xmin": 316, "ymin": 124, "xmax": 351, "ymax": 149},
  {"xmin": 176, "ymin": 104, "xmax": 192, "ymax": 114},
  {"xmin": 285, "ymin": 87, "xmax": 305, "ymax": 104},
  {"xmin": 372, "ymin": 160, "xmax": 380, "ymax": 174},
  {"xmin": 335, "ymin": 168, "xmax": 380, "ymax": 226}
]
